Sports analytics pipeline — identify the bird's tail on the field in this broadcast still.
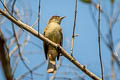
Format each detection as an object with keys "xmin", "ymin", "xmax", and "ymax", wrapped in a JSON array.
[{"xmin": 47, "ymin": 60, "xmax": 56, "ymax": 73}]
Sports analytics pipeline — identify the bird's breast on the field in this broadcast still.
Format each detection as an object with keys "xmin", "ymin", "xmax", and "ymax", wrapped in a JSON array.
[{"xmin": 45, "ymin": 23, "xmax": 62, "ymax": 43}]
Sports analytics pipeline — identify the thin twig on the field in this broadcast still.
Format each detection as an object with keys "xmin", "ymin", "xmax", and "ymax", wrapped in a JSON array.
[
  {"xmin": 109, "ymin": 9, "xmax": 116, "ymax": 80},
  {"xmin": 70, "ymin": 0, "xmax": 77, "ymax": 57},
  {"xmin": 9, "ymin": 45, "xmax": 18, "ymax": 57},
  {"xmin": 17, "ymin": 61, "xmax": 46, "ymax": 80},
  {"xmin": 89, "ymin": 6, "xmax": 109, "ymax": 48},
  {"xmin": 8, "ymin": 29, "xmax": 22, "ymax": 48},
  {"xmin": 54, "ymin": 77, "xmax": 71, "ymax": 80},
  {"xmin": 9, "ymin": 33, "xmax": 30, "ymax": 57},
  {"xmin": 11, "ymin": 1, "xmax": 33, "ymax": 80},
  {"xmin": 0, "ymin": 0, "xmax": 17, "ymax": 20},
  {"xmin": 109, "ymin": 2, "xmax": 117, "ymax": 80},
  {"xmin": 0, "ymin": 9, "xmax": 101, "ymax": 80},
  {"xmin": 12, "ymin": 37, "xmax": 29, "ymax": 74},
  {"xmin": 3, "ymin": 0, "xmax": 7, "ymax": 12},
  {"xmin": 57, "ymin": 71, "xmax": 85, "ymax": 79},
  {"xmin": 112, "ymin": 3, "xmax": 120, "ymax": 29},
  {"xmin": 28, "ymin": 40, "xmax": 42, "ymax": 49},
  {"xmin": 111, "ymin": 57, "xmax": 116, "ymax": 80},
  {"xmin": 114, "ymin": 41, "xmax": 120, "ymax": 56},
  {"xmin": 38, "ymin": 0, "xmax": 41, "ymax": 35},
  {"xmin": 32, "ymin": 18, "xmax": 38, "ymax": 28},
  {"xmin": 90, "ymin": 1, "xmax": 120, "ymax": 68},
  {"xmin": 108, "ymin": 20, "xmax": 120, "ymax": 68},
  {"xmin": 98, "ymin": 2, "xmax": 104, "ymax": 80}
]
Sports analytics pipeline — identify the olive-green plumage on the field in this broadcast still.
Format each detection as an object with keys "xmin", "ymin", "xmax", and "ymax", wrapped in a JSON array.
[{"xmin": 43, "ymin": 16, "xmax": 65, "ymax": 73}]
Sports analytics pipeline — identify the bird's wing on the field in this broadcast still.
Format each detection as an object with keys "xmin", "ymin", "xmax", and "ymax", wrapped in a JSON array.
[
  {"xmin": 57, "ymin": 28, "xmax": 63, "ymax": 60},
  {"xmin": 43, "ymin": 26, "xmax": 48, "ymax": 60},
  {"xmin": 60, "ymin": 29, "xmax": 63, "ymax": 46}
]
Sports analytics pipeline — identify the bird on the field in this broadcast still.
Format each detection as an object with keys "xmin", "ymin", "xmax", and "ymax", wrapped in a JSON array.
[{"xmin": 43, "ymin": 16, "xmax": 65, "ymax": 73}]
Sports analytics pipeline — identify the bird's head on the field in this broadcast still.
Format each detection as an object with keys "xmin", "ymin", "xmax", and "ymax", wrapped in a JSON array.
[{"xmin": 48, "ymin": 16, "xmax": 65, "ymax": 24}]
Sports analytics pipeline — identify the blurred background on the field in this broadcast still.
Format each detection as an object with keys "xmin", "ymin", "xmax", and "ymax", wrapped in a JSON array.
[{"xmin": 0, "ymin": 0, "xmax": 120, "ymax": 80}]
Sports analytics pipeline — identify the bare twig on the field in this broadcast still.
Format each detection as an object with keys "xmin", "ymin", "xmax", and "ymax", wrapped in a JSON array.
[
  {"xmin": 108, "ymin": 31, "xmax": 120, "ymax": 68},
  {"xmin": 28, "ymin": 40, "xmax": 42, "ymax": 49},
  {"xmin": 89, "ymin": 2, "xmax": 120, "ymax": 68},
  {"xmin": 12, "ymin": 37, "xmax": 29, "ymax": 74},
  {"xmin": 9, "ymin": 45, "xmax": 18, "ymax": 57},
  {"xmin": 111, "ymin": 57, "xmax": 116, "ymax": 80},
  {"xmin": 107, "ymin": 2, "xmax": 120, "ymax": 79},
  {"xmin": 109, "ymin": 11, "xmax": 116, "ymax": 80},
  {"xmin": 17, "ymin": 61, "xmax": 46, "ymax": 80},
  {"xmin": 89, "ymin": 6, "xmax": 109, "ymax": 48},
  {"xmin": 56, "ymin": 71, "xmax": 85, "ymax": 80},
  {"xmin": 32, "ymin": 18, "xmax": 38, "ymax": 28},
  {"xmin": 38, "ymin": 0, "xmax": 41, "ymax": 35},
  {"xmin": 0, "ymin": 0, "xmax": 17, "ymax": 20},
  {"xmin": 11, "ymin": 1, "xmax": 33, "ymax": 79},
  {"xmin": 3, "ymin": 0, "xmax": 7, "ymax": 12},
  {"xmin": 0, "ymin": 9, "xmax": 101, "ymax": 80},
  {"xmin": 70, "ymin": 0, "xmax": 77, "ymax": 57},
  {"xmin": 9, "ymin": 33, "xmax": 29, "ymax": 57},
  {"xmin": 112, "ymin": 3, "xmax": 120, "ymax": 29},
  {"xmin": 8, "ymin": 29, "xmax": 22, "ymax": 48},
  {"xmin": 54, "ymin": 77, "xmax": 71, "ymax": 80},
  {"xmin": 114, "ymin": 41, "xmax": 120, "ymax": 56},
  {"xmin": 97, "ymin": 2, "xmax": 104, "ymax": 80}
]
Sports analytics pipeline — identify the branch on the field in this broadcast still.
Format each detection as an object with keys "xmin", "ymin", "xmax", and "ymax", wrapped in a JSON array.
[
  {"xmin": 38, "ymin": 0, "xmax": 41, "ymax": 34},
  {"xmin": 97, "ymin": 3, "xmax": 104, "ymax": 80},
  {"xmin": 17, "ymin": 61, "xmax": 46, "ymax": 80},
  {"xmin": 11, "ymin": 1, "xmax": 33, "ymax": 79},
  {"xmin": 0, "ymin": 9, "xmax": 101, "ymax": 80},
  {"xmin": 0, "ymin": 30, "xmax": 13, "ymax": 80},
  {"xmin": 12, "ymin": 36, "xmax": 29, "ymax": 74},
  {"xmin": 70, "ymin": 0, "xmax": 77, "ymax": 56},
  {"xmin": 89, "ymin": 2, "xmax": 120, "ymax": 68}
]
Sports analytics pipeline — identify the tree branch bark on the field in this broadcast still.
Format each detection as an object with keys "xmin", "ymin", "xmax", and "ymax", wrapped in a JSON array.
[{"xmin": 0, "ymin": 30, "xmax": 13, "ymax": 80}]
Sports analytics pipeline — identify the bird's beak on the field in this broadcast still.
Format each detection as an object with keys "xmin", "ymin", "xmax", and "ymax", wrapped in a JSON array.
[{"xmin": 60, "ymin": 16, "xmax": 66, "ymax": 19}]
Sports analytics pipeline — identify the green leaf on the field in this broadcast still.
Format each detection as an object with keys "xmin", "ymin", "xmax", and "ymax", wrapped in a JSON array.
[{"xmin": 80, "ymin": 0, "xmax": 92, "ymax": 4}]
